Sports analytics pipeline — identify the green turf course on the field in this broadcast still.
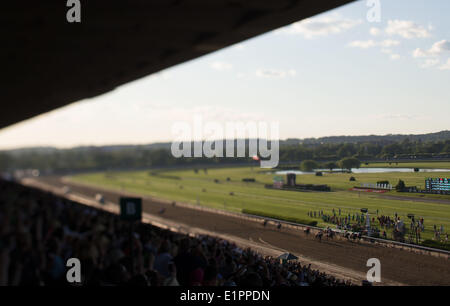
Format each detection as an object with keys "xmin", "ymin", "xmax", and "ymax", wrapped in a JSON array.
[{"xmin": 71, "ymin": 162, "xmax": 450, "ymax": 243}]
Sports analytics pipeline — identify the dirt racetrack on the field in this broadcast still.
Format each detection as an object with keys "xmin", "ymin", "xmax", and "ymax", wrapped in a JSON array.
[{"xmin": 34, "ymin": 176, "xmax": 450, "ymax": 286}]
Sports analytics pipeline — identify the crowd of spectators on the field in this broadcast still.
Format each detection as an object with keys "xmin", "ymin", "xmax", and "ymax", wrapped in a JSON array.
[
  {"xmin": 0, "ymin": 180, "xmax": 353, "ymax": 286},
  {"xmin": 433, "ymin": 224, "xmax": 448, "ymax": 243}
]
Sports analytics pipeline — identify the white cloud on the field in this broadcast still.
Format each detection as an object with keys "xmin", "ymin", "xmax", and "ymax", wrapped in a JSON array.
[
  {"xmin": 380, "ymin": 39, "xmax": 401, "ymax": 47},
  {"xmin": 348, "ymin": 40, "xmax": 377, "ymax": 49},
  {"xmin": 385, "ymin": 20, "xmax": 430, "ymax": 39},
  {"xmin": 279, "ymin": 15, "xmax": 362, "ymax": 38},
  {"xmin": 439, "ymin": 58, "xmax": 450, "ymax": 70},
  {"xmin": 348, "ymin": 39, "xmax": 400, "ymax": 49},
  {"xmin": 210, "ymin": 61, "xmax": 233, "ymax": 71},
  {"xmin": 370, "ymin": 27, "xmax": 381, "ymax": 36},
  {"xmin": 412, "ymin": 48, "xmax": 428, "ymax": 58},
  {"xmin": 420, "ymin": 58, "xmax": 439, "ymax": 69},
  {"xmin": 413, "ymin": 40, "xmax": 450, "ymax": 58},
  {"xmin": 349, "ymin": 39, "xmax": 401, "ymax": 61},
  {"xmin": 412, "ymin": 40, "xmax": 450, "ymax": 70},
  {"xmin": 429, "ymin": 40, "xmax": 450, "ymax": 54},
  {"xmin": 255, "ymin": 69, "xmax": 296, "ymax": 78}
]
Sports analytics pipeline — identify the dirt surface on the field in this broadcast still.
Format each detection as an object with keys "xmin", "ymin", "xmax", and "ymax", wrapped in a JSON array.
[{"xmin": 34, "ymin": 176, "xmax": 450, "ymax": 286}]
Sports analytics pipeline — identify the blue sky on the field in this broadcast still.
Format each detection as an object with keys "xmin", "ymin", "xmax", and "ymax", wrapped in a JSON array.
[{"xmin": 1, "ymin": 0, "xmax": 449, "ymax": 149}]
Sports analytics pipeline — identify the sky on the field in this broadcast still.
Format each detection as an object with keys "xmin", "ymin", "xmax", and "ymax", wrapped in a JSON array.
[{"xmin": 1, "ymin": 0, "xmax": 449, "ymax": 149}]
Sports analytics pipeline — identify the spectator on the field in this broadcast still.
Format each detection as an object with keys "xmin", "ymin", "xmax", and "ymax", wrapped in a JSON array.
[{"xmin": 0, "ymin": 180, "xmax": 353, "ymax": 287}]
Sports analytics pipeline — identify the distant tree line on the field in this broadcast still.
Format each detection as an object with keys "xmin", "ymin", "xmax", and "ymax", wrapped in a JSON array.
[
  {"xmin": 280, "ymin": 138, "xmax": 450, "ymax": 162},
  {"xmin": 0, "ymin": 138, "xmax": 449, "ymax": 173},
  {"xmin": 300, "ymin": 157, "xmax": 361, "ymax": 172},
  {"xmin": 292, "ymin": 130, "xmax": 450, "ymax": 145}
]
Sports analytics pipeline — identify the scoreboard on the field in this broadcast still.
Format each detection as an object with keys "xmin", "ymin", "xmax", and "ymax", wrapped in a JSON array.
[{"xmin": 425, "ymin": 178, "xmax": 450, "ymax": 192}]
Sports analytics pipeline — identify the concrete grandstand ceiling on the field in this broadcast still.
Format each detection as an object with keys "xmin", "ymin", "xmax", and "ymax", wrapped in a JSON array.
[{"xmin": 2, "ymin": 0, "xmax": 355, "ymax": 129}]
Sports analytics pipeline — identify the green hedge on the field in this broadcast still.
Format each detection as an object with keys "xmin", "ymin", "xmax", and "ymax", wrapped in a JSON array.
[
  {"xmin": 421, "ymin": 239, "xmax": 450, "ymax": 251},
  {"xmin": 242, "ymin": 209, "xmax": 318, "ymax": 226}
]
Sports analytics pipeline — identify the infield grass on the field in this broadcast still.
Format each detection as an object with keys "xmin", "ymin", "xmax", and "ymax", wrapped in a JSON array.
[{"xmin": 71, "ymin": 162, "xmax": 450, "ymax": 242}]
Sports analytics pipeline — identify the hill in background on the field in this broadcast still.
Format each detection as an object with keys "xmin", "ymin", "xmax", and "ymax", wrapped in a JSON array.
[{"xmin": 3, "ymin": 130, "xmax": 449, "ymax": 155}]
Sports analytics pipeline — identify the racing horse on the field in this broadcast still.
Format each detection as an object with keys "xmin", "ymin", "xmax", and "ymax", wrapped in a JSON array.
[
  {"xmin": 304, "ymin": 227, "xmax": 311, "ymax": 236},
  {"xmin": 325, "ymin": 228, "xmax": 335, "ymax": 240},
  {"xmin": 315, "ymin": 230, "xmax": 323, "ymax": 242},
  {"xmin": 345, "ymin": 231, "xmax": 362, "ymax": 243}
]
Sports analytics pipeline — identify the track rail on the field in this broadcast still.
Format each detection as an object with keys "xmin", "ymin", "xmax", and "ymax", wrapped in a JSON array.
[{"xmin": 240, "ymin": 213, "xmax": 450, "ymax": 257}]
